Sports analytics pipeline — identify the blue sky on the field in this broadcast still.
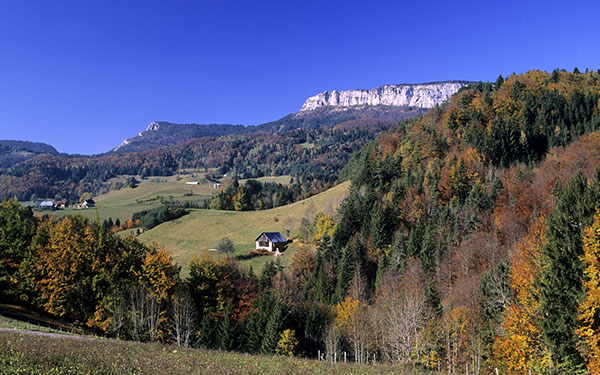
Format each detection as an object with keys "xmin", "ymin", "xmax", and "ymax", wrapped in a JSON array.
[{"xmin": 1, "ymin": 1, "xmax": 599, "ymax": 154}]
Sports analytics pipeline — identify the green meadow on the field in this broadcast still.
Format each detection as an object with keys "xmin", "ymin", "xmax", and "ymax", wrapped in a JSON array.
[
  {"xmin": 137, "ymin": 181, "xmax": 350, "ymax": 273},
  {"xmin": 35, "ymin": 174, "xmax": 216, "ymax": 223},
  {"xmin": 27, "ymin": 173, "xmax": 349, "ymax": 274}
]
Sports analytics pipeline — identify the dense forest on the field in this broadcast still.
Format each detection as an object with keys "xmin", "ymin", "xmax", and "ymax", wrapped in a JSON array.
[
  {"xmin": 208, "ymin": 179, "xmax": 299, "ymax": 211},
  {"xmin": 0, "ymin": 119, "xmax": 393, "ymax": 203},
  {"xmin": 4, "ymin": 69, "xmax": 600, "ymax": 374}
]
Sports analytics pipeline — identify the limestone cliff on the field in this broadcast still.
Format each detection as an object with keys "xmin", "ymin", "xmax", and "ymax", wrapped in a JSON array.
[{"xmin": 300, "ymin": 81, "xmax": 467, "ymax": 111}]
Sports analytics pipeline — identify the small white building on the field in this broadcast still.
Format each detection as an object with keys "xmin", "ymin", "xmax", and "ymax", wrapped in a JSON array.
[
  {"xmin": 40, "ymin": 201, "xmax": 54, "ymax": 209},
  {"xmin": 255, "ymin": 232, "xmax": 289, "ymax": 255},
  {"xmin": 186, "ymin": 181, "xmax": 200, "ymax": 185},
  {"xmin": 79, "ymin": 199, "xmax": 95, "ymax": 209}
]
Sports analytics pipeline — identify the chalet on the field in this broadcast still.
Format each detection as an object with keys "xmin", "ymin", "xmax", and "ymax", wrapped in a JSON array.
[
  {"xmin": 255, "ymin": 232, "xmax": 289, "ymax": 255},
  {"xmin": 55, "ymin": 201, "xmax": 67, "ymax": 209},
  {"xmin": 80, "ymin": 199, "xmax": 95, "ymax": 209},
  {"xmin": 40, "ymin": 201, "xmax": 54, "ymax": 209},
  {"xmin": 213, "ymin": 183, "xmax": 222, "ymax": 189}
]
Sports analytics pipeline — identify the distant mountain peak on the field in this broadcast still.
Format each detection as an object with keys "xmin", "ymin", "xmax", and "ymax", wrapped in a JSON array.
[
  {"xmin": 112, "ymin": 121, "xmax": 246, "ymax": 153},
  {"xmin": 299, "ymin": 81, "xmax": 468, "ymax": 111},
  {"xmin": 145, "ymin": 121, "xmax": 163, "ymax": 132}
]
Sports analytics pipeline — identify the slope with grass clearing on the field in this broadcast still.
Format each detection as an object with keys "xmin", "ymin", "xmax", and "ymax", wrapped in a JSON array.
[{"xmin": 138, "ymin": 181, "xmax": 350, "ymax": 273}]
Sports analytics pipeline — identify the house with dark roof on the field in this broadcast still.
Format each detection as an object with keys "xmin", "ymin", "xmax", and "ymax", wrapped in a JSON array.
[{"xmin": 255, "ymin": 232, "xmax": 289, "ymax": 255}]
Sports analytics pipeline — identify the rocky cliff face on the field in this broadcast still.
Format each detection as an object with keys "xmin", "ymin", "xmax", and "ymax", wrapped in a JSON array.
[
  {"xmin": 300, "ymin": 81, "xmax": 467, "ymax": 111},
  {"xmin": 112, "ymin": 81, "xmax": 468, "ymax": 153}
]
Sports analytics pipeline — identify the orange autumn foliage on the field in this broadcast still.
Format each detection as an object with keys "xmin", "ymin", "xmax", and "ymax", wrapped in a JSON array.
[{"xmin": 493, "ymin": 216, "xmax": 552, "ymax": 373}]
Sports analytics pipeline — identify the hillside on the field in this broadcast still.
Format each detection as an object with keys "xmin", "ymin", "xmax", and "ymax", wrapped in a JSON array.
[
  {"xmin": 318, "ymin": 69, "xmax": 600, "ymax": 372},
  {"xmin": 138, "ymin": 180, "xmax": 350, "ymax": 272},
  {"xmin": 0, "ymin": 124, "xmax": 377, "ymax": 204},
  {"xmin": 44, "ymin": 173, "xmax": 217, "ymax": 223},
  {"xmin": 0, "ymin": 139, "xmax": 59, "ymax": 169},
  {"xmin": 0, "ymin": 330, "xmax": 428, "ymax": 375},
  {"xmin": 113, "ymin": 121, "xmax": 247, "ymax": 153},
  {"xmin": 7, "ymin": 69, "xmax": 600, "ymax": 373}
]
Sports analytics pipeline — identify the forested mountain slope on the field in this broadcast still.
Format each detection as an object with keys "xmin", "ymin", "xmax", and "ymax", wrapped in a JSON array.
[
  {"xmin": 312, "ymin": 69, "xmax": 600, "ymax": 372},
  {"xmin": 0, "ymin": 140, "xmax": 59, "ymax": 169},
  {"xmin": 0, "ymin": 120, "xmax": 392, "ymax": 203}
]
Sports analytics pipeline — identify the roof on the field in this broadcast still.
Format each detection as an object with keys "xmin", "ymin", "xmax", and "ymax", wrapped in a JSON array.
[
  {"xmin": 255, "ymin": 232, "xmax": 287, "ymax": 243},
  {"xmin": 40, "ymin": 201, "xmax": 53, "ymax": 206}
]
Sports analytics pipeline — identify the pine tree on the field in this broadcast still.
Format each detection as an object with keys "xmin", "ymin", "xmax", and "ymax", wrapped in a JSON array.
[
  {"xmin": 260, "ymin": 260, "xmax": 279, "ymax": 289},
  {"xmin": 334, "ymin": 242, "xmax": 357, "ymax": 303},
  {"xmin": 371, "ymin": 204, "xmax": 394, "ymax": 251},
  {"xmin": 0, "ymin": 198, "xmax": 36, "ymax": 298},
  {"xmin": 245, "ymin": 292, "xmax": 273, "ymax": 353},
  {"xmin": 261, "ymin": 301, "xmax": 283, "ymax": 354},
  {"xmin": 198, "ymin": 313, "xmax": 218, "ymax": 349},
  {"xmin": 539, "ymin": 171, "xmax": 600, "ymax": 368},
  {"xmin": 420, "ymin": 226, "xmax": 436, "ymax": 273},
  {"xmin": 219, "ymin": 302, "xmax": 236, "ymax": 351}
]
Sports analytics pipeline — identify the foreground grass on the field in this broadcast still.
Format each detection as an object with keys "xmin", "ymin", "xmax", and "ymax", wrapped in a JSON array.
[
  {"xmin": 139, "ymin": 181, "xmax": 350, "ymax": 274},
  {"xmin": 0, "ymin": 331, "xmax": 431, "ymax": 375}
]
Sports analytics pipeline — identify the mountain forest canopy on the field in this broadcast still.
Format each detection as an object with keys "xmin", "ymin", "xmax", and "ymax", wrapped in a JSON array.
[
  {"xmin": 0, "ymin": 121, "xmax": 394, "ymax": 204},
  {"xmin": 4, "ymin": 69, "xmax": 600, "ymax": 373}
]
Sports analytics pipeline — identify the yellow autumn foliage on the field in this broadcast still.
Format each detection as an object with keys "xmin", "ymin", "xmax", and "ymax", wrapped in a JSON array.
[{"xmin": 576, "ymin": 210, "xmax": 600, "ymax": 373}]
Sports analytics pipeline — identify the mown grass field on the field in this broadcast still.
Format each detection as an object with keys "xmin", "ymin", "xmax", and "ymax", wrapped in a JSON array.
[
  {"xmin": 239, "ymin": 175, "xmax": 293, "ymax": 185},
  {"xmin": 35, "ymin": 174, "xmax": 217, "ymax": 223},
  {"xmin": 138, "ymin": 181, "xmax": 350, "ymax": 274},
  {"xmin": 0, "ymin": 330, "xmax": 431, "ymax": 375}
]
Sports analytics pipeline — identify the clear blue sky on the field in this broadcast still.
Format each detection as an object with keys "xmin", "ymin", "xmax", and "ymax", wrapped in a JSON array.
[{"xmin": 1, "ymin": 1, "xmax": 599, "ymax": 155}]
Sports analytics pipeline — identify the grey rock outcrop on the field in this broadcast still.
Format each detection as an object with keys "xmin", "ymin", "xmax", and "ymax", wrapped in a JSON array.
[{"xmin": 300, "ymin": 81, "xmax": 467, "ymax": 111}]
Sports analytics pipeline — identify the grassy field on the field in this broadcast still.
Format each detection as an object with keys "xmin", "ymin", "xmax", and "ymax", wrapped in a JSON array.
[
  {"xmin": 25, "ymin": 172, "xmax": 349, "ymax": 274},
  {"xmin": 138, "ymin": 181, "xmax": 350, "ymax": 274},
  {"xmin": 35, "ymin": 174, "xmax": 218, "ymax": 223},
  {"xmin": 0, "ymin": 330, "xmax": 431, "ymax": 375},
  {"xmin": 239, "ymin": 175, "xmax": 293, "ymax": 185}
]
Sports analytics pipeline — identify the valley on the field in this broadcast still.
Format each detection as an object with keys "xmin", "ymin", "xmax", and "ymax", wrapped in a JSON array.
[{"xmin": 5, "ymin": 70, "xmax": 600, "ymax": 373}]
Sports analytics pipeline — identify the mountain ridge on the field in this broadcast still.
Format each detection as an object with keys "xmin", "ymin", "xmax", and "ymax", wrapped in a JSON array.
[{"xmin": 112, "ymin": 80, "xmax": 467, "ymax": 154}]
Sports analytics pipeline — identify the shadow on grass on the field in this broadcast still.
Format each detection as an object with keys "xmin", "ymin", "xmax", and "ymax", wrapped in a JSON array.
[{"xmin": 235, "ymin": 251, "xmax": 272, "ymax": 261}]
